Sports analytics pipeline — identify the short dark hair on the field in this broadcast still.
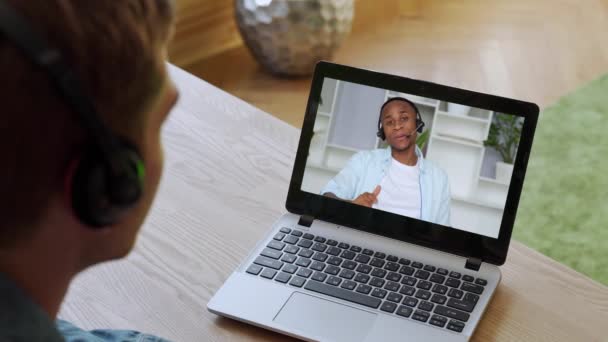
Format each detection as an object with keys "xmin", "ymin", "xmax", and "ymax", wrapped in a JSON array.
[{"xmin": 0, "ymin": 0, "xmax": 175, "ymax": 246}]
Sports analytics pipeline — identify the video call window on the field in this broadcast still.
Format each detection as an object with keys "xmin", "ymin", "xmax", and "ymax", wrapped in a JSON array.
[{"xmin": 301, "ymin": 78, "xmax": 525, "ymax": 239}]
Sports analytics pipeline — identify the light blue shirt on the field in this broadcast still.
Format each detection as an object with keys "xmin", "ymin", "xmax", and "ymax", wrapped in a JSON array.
[{"xmin": 321, "ymin": 146, "xmax": 451, "ymax": 226}]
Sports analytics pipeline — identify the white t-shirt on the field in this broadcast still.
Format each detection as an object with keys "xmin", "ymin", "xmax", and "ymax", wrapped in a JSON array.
[{"xmin": 373, "ymin": 158, "xmax": 421, "ymax": 219}]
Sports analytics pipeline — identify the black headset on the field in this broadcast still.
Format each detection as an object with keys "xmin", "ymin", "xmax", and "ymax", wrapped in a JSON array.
[
  {"xmin": 0, "ymin": 0, "xmax": 144, "ymax": 228},
  {"xmin": 377, "ymin": 96, "xmax": 425, "ymax": 140}
]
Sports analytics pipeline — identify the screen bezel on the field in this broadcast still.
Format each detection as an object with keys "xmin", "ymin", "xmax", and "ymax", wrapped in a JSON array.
[{"xmin": 286, "ymin": 61, "xmax": 539, "ymax": 265}]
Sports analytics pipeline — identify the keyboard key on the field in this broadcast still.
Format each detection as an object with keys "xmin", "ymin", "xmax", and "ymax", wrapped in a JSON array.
[
  {"xmin": 261, "ymin": 248, "xmax": 282, "ymax": 260},
  {"xmin": 412, "ymin": 310, "xmax": 430, "ymax": 322},
  {"xmin": 431, "ymin": 294, "xmax": 447, "ymax": 305},
  {"xmin": 350, "ymin": 245, "xmax": 362, "ymax": 253},
  {"xmin": 342, "ymin": 260, "xmax": 357, "ymax": 270},
  {"xmin": 254, "ymin": 256, "xmax": 284, "ymax": 270},
  {"xmin": 423, "ymin": 265, "xmax": 436, "ymax": 272},
  {"xmin": 384, "ymin": 262, "xmax": 400, "ymax": 272},
  {"xmin": 310, "ymin": 261, "xmax": 326, "ymax": 271},
  {"xmin": 260, "ymin": 268, "xmax": 277, "ymax": 279},
  {"xmin": 411, "ymin": 261, "xmax": 423, "ymax": 268},
  {"xmin": 283, "ymin": 235, "xmax": 299, "ymax": 245},
  {"xmin": 462, "ymin": 275, "xmax": 474, "ymax": 282},
  {"xmin": 295, "ymin": 257, "xmax": 311, "ymax": 268},
  {"xmin": 380, "ymin": 301, "xmax": 397, "ymax": 313},
  {"xmin": 369, "ymin": 277, "xmax": 385, "ymax": 288},
  {"xmin": 273, "ymin": 233, "xmax": 285, "ymax": 241},
  {"xmin": 302, "ymin": 233, "xmax": 314, "ymax": 240},
  {"xmin": 339, "ymin": 269, "xmax": 355, "ymax": 280},
  {"xmin": 432, "ymin": 284, "xmax": 448, "ymax": 295},
  {"xmin": 401, "ymin": 276, "xmax": 417, "ymax": 286},
  {"xmin": 399, "ymin": 266, "xmax": 415, "ymax": 276},
  {"xmin": 430, "ymin": 274, "xmax": 445, "ymax": 284},
  {"xmin": 449, "ymin": 271, "xmax": 461, "ymax": 279},
  {"xmin": 371, "ymin": 288, "xmax": 387, "ymax": 299},
  {"xmin": 280, "ymin": 227, "xmax": 291, "ymax": 234},
  {"xmin": 399, "ymin": 286, "xmax": 415, "ymax": 297},
  {"xmin": 475, "ymin": 278, "xmax": 488, "ymax": 286},
  {"xmin": 283, "ymin": 264, "xmax": 298, "ymax": 274},
  {"xmin": 326, "ymin": 239, "xmax": 338, "ymax": 246},
  {"xmin": 290, "ymin": 230, "xmax": 303, "ymax": 237},
  {"xmin": 448, "ymin": 288, "xmax": 464, "ymax": 299},
  {"xmin": 354, "ymin": 273, "xmax": 370, "ymax": 283},
  {"xmin": 386, "ymin": 292, "xmax": 403, "ymax": 303},
  {"xmin": 447, "ymin": 320, "xmax": 465, "ymax": 333},
  {"xmin": 267, "ymin": 240, "xmax": 285, "ymax": 251},
  {"xmin": 326, "ymin": 276, "xmax": 342, "ymax": 286},
  {"xmin": 355, "ymin": 254, "xmax": 371, "ymax": 264},
  {"xmin": 416, "ymin": 280, "xmax": 432, "ymax": 290},
  {"xmin": 396, "ymin": 305, "xmax": 413, "ymax": 318},
  {"xmin": 447, "ymin": 298, "xmax": 476, "ymax": 313},
  {"xmin": 415, "ymin": 289, "xmax": 431, "ymax": 300},
  {"xmin": 437, "ymin": 268, "xmax": 448, "ymax": 276},
  {"xmin": 464, "ymin": 292, "xmax": 479, "ymax": 304},
  {"xmin": 327, "ymin": 256, "xmax": 343, "ymax": 266},
  {"xmin": 324, "ymin": 265, "xmax": 340, "ymax": 275},
  {"xmin": 356, "ymin": 264, "xmax": 372, "ymax": 274},
  {"xmin": 297, "ymin": 239, "xmax": 313, "ymax": 249},
  {"xmin": 305, "ymin": 280, "xmax": 380, "ymax": 308},
  {"xmin": 429, "ymin": 315, "xmax": 447, "ymax": 328},
  {"xmin": 312, "ymin": 271, "xmax": 327, "ymax": 282},
  {"xmin": 461, "ymin": 282, "xmax": 484, "ymax": 295},
  {"xmin": 434, "ymin": 305, "xmax": 470, "ymax": 322},
  {"xmin": 403, "ymin": 296, "xmax": 418, "ymax": 307},
  {"xmin": 281, "ymin": 254, "xmax": 297, "ymax": 264},
  {"xmin": 374, "ymin": 252, "xmax": 386, "ymax": 259},
  {"xmin": 312, "ymin": 252, "xmax": 328, "ymax": 262},
  {"xmin": 340, "ymin": 280, "xmax": 357, "ymax": 290},
  {"xmin": 341, "ymin": 250, "xmax": 356, "ymax": 260},
  {"xmin": 386, "ymin": 272, "xmax": 402, "ymax": 282},
  {"xmin": 419, "ymin": 301, "xmax": 434, "ymax": 312},
  {"xmin": 289, "ymin": 276, "xmax": 306, "ymax": 288},
  {"xmin": 446, "ymin": 278, "xmax": 461, "ymax": 288},
  {"xmin": 362, "ymin": 248, "xmax": 374, "ymax": 256},
  {"xmin": 311, "ymin": 243, "xmax": 328, "ymax": 252},
  {"xmin": 298, "ymin": 249, "xmax": 314, "ymax": 258},
  {"xmin": 296, "ymin": 268, "xmax": 312, "ymax": 278},
  {"xmin": 398, "ymin": 258, "xmax": 411, "ymax": 265},
  {"xmin": 326, "ymin": 246, "xmax": 341, "ymax": 256},
  {"xmin": 314, "ymin": 236, "xmax": 327, "ymax": 243},
  {"xmin": 386, "ymin": 255, "xmax": 399, "ymax": 262},
  {"xmin": 355, "ymin": 284, "xmax": 372, "ymax": 295},
  {"xmin": 338, "ymin": 242, "xmax": 350, "ymax": 249},
  {"xmin": 275, "ymin": 272, "xmax": 291, "ymax": 283},
  {"xmin": 370, "ymin": 258, "xmax": 385, "ymax": 268},
  {"xmin": 246, "ymin": 264, "xmax": 262, "ymax": 275},
  {"xmin": 284, "ymin": 245, "xmax": 299, "ymax": 254},
  {"xmin": 414, "ymin": 270, "xmax": 430, "ymax": 280},
  {"xmin": 312, "ymin": 253, "xmax": 328, "ymax": 265},
  {"xmin": 371, "ymin": 268, "xmax": 387, "ymax": 278},
  {"xmin": 384, "ymin": 281, "xmax": 400, "ymax": 292}
]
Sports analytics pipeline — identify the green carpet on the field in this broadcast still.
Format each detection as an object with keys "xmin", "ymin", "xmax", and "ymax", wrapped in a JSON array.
[{"xmin": 514, "ymin": 74, "xmax": 608, "ymax": 286}]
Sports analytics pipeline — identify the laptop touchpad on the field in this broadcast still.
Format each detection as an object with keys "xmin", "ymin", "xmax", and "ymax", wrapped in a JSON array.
[{"xmin": 274, "ymin": 292, "xmax": 376, "ymax": 342}]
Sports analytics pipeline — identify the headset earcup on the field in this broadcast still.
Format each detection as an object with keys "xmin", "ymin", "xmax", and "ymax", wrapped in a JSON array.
[{"xmin": 71, "ymin": 144, "xmax": 143, "ymax": 228}]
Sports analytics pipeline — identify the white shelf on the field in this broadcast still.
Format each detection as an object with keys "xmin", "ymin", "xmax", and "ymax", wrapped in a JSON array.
[
  {"xmin": 326, "ymin": 143, "xmax": 360, "ymax": 153},
  {"xmin": 388, "ymin": 91, "xmax": 440, "ymax": 106},
  {"xmin": 436, "ymin": 110, "xmax": 489, "ymax": 124},
  {"xmin": 431, "ymin": 134, "xmax": 484, "ymax": 148},
  {"xmin": 452, "ymin": 194, "xmax": 504, "ymax": 210},
  {"xmin": 317, "ymin": 111, "xmax": 331, "ymax": 117},
  {"xmin": 479, "ymin": 176, "xmax": 509, "ymax": 186},
  {"xmin": 434, "ymin": 111, "xmax": 491, "ymax": 143},
  {"xmin": 306, "ymin": 160, "xmax": 342, "ymax": 173}
]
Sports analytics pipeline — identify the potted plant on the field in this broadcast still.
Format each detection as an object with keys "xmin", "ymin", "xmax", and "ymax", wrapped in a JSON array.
[{"xmin": 484, "ymin": 113, "xmax": 523, "ymax": 183}]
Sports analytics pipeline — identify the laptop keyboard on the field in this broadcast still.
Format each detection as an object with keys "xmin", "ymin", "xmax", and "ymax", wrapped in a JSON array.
[{"xmin": 246, "ymin": 227, "xmax": 488, "ymax": 334}]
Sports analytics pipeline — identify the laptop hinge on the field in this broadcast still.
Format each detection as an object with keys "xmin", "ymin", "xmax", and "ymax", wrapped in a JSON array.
[
  {"xmin": 298, "ymin": 215, "xmax": 314, "ymax": 227},
  {"xmin": 465, "ymin": 257, "xmax": 482, "ymax": 272}
]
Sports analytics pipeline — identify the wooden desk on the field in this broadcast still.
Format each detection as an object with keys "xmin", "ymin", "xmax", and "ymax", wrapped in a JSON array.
[{"xmin": 58, "ymin": 66, "xmax": 608, "ymax": 341}]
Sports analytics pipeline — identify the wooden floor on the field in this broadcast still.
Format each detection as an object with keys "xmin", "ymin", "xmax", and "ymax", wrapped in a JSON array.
[{"xmin": 175, "ymin": 0, "xmax": 608, "ymax": 128}]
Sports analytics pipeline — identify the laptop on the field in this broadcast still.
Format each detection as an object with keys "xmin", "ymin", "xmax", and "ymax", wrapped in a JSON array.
[{"xmin": 208, "ymin": 61, "xmax": 539, "ymax": 341}]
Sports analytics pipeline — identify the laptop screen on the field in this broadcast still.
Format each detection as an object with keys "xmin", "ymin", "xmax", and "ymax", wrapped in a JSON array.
[{"xmin": 301, "ymin": 77, "xmax": 525, "ymax": 239}]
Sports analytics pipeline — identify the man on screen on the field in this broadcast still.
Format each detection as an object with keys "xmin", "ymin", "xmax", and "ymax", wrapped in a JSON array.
[{"xmin": 322, "ymin": 97, "xmax": 451, "ymax": 226}]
